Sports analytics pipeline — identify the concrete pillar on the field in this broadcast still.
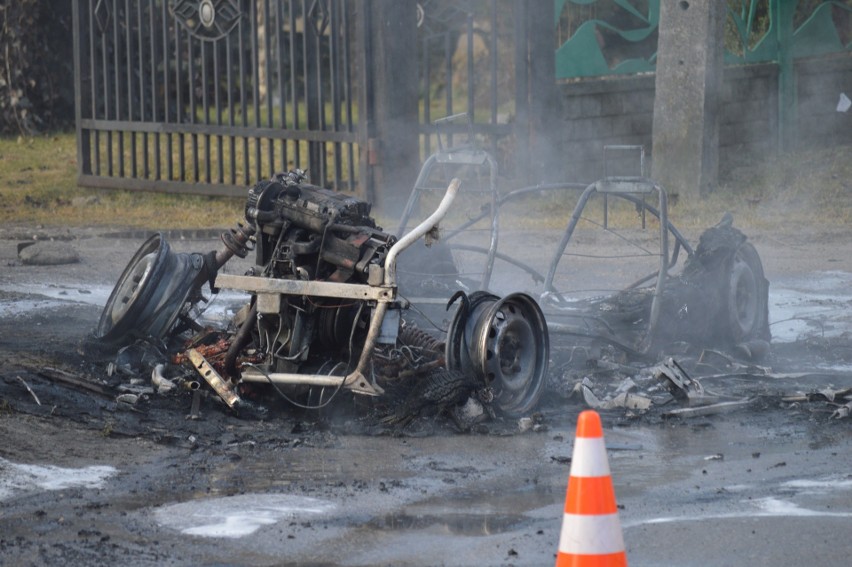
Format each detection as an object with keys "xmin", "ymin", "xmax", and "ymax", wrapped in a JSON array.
[
  {"xmin": 368, "ymin": 0, "xmax": 420, "ymax": 215},
  {"xmin": 524, "ymin": 0, "xmax": 563, "ymax": 183},
  {"xmin": 651, "ymin": 0, "xmax": 725, "ymax": 200}
]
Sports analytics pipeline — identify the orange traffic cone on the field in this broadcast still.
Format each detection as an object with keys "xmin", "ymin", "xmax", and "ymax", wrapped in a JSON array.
[{"xmin": 556, "ymin": 410, "xmax": 627, "ymax": 567}]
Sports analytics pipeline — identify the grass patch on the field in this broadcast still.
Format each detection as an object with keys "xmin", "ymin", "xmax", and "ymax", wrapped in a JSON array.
[
  {"xmin": 0, "ymin": 133, "xmax": 244, "ymax": 230},
  {"xmin": 2, "ymin": 132, "xmax": 852, "ymax": 235}
]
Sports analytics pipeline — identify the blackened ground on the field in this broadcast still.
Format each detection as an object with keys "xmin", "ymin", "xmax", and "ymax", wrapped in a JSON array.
[{"xmin": 2, "ymin": 226, "xmax": 852, "ymax": 566}]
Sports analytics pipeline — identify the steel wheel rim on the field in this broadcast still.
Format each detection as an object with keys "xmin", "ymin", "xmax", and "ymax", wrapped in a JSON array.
[
  {"xmin": 97, "ymin": 234, "xmax": 169, "ymax": 341},
  {"xmin": 474, "ymin": 293, "xmax": 549, "ymax": 416},
  {"xmin": 729, "ymin": 251, "xmax": 758, "ymax": 338}
]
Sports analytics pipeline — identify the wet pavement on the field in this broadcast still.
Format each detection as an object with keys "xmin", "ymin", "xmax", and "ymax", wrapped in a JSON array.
[
  {"xmin": 2, "ymin": 232, "xmax": 852, "ymax": 565},
  {"xmin": 1, "ymin": 410, "xmax": 849, "ymax": 566}
]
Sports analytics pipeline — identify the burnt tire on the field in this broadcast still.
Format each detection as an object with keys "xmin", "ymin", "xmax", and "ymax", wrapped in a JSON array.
[{"xmin": 724, "ymin": 242, "xmax": 770, "ymax": 344}]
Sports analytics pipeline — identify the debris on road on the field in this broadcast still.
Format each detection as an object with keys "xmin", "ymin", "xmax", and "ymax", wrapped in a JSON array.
[
  {"xmin": 150, "ymin": 364, "xmax": 177, "ymax": 394},
  {"xmin": 654, "ymin": 357, "xmax": 706, "ymax": 402},
  {"xmin": 662, "ymin": 399, "xmax": 754, "ymax": 418},
  {"xmin": 15, "ymin": 376, "xmax": 40, "ymax": 406},
  {"xmin": 17, "ymin": 240, "xmax": 80, "ymax": 266},
  {"xmin": 830, "ymin": 400, "xmax": 852, "ymax": 419},
  {"xmin": 36, "ymin": 366, "xmax": 110, "ymax": 398},
  {"xmin": 578, "ymin": 377, "xmax": 652, "ymax": 411}
]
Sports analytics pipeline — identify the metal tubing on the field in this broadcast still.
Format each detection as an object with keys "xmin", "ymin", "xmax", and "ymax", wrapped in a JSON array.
[
  {"xmin": 542, "ymin": 179, "xmax": 671, "ymax": 354},
  {"xmin": 542, "ymin": 182, "xmax": 596, "ymax": 293},
  {"xmin": 396, "ymin": 152, "xmax": 439, "ymax": 236},
  {"xmin": 243, "ymin": 362, "xmax": 401, "ymax": 396},
  {"xmin": 645, "ymin": 185, "xmax": 669, "ymax": 352},
  {"xmin": 345, "ymin": 178, "xmax": 461, "ymax": 392},
  {"xmin": 385, "ymin": 178, "xmax": 461, "ymax": 288},
  {"xmin": 241, "ymin": 370, "xmax": 345, "ymax": 387},
  {"xmin": 224, "ymin": 302, "xmax": 257, "ymax": 380},
  {"xmin": 343, "ymin": 300, "xmax": 389, "ymax": 396},
  {"xmin": 151, "ymin": 364, "xmax": 176, "ymax": 393},
  {"xmin": 482, "ymin": 152, "xmax": 499, "ymax": 289}
]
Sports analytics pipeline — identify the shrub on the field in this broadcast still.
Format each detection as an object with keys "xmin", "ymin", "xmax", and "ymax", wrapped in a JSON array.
[{"xmin": 0, "ymin": 0, "xmax": 74, "ymax": 134}]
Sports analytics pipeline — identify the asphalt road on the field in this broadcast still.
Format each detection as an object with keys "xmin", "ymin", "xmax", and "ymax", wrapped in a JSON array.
[{"xmin": 1, "ymin": 228, "xmax": 851, "ymax": 566}]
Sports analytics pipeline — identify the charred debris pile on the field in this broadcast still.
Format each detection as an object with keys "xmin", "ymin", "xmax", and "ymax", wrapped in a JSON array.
[{"xmin": 44, "ymin": 167, "xmax": 847, "ymax": 431}]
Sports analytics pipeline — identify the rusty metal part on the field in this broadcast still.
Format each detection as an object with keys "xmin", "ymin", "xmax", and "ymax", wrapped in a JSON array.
[
  {"xmin": 187, "ymin": 348, "xmax": 240, "ymax": 408},
  {"xmin": 343, "ymin": 178, "xmax": 461, "ymax": 396},
  {"xmin": 399, "ymin": 324, "xmax": 444, "ymax": 354},
  {"xmin": 217, "ymin": 222, "xmax": 255, "ymax": 263},
  {"xmin": 223, "ymin": 303, "xmax": 257, "ymax": 380},
  {"xmin": 172, "ymin": 336, "xmax": 231, "ymax": 365}
]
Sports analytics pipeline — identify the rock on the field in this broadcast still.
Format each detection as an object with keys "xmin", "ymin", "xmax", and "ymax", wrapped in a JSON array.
[
  {"xmin": 18, "ymin": 241, "xmax": 80, "ymax": 265},
  {"xmin": 71, "ymin": 195, "xmax": 101, "ymax": 207},
  {"xmin": 450, "ymin": 396, "xmax": 487, "ymax": 431}
]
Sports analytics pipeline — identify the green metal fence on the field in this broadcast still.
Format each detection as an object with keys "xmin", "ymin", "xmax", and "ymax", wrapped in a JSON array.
[{"xmin": 555, "ymin": 0, "xmax": 852, "ymax": 80}]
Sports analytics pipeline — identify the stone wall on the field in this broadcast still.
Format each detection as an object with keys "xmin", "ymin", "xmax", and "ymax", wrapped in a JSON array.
[
  {"xmin": 555, "ymin": 53, "xmax": 852, "ymax": 184},
  {"xmin": 797, "ymin": 55, "xmax": 852, "ymax": 148}
]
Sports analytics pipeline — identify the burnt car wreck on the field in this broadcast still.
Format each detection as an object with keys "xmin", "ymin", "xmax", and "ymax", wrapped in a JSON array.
[{"xmin": 93, "ymin": 150, "xmax": 771, "ymax": 428}]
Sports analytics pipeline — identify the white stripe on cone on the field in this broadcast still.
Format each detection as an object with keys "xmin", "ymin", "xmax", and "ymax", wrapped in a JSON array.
[
  {"xmin": 570, "ymin": 437, "xmax": 611, "ymax": 477},
  {"xmin": 558, "ymin": 512, "xmax": 625, "ymax": 555}
]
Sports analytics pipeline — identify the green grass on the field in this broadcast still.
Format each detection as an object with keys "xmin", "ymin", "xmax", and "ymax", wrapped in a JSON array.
[
  {"xmin": 0, "ymin": 133, "xmax": 244, "ymax": 230},
  {"xmin": 2, "ymin": 132, "xmax": 852, "ymax": 234}
]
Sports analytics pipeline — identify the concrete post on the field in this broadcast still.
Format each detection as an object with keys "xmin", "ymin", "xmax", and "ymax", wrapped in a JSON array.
[
  {"xmin": 651, "ymin": 0, "xmax": 725, "ymax": 200},
  {"xmin": 368, "ymin": 0, "xmax": 420, "ymax": 215}
]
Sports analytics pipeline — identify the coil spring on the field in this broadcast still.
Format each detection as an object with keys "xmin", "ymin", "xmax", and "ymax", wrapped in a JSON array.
[{"xmin": 398, "ymin": 324, "xmax": 444, "ymax": 355}]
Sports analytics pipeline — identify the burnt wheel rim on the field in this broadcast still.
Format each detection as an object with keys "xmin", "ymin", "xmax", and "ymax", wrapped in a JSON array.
[
  {"xmin": 728, "ymin": 249, "xmax": 759, "ymax": 339},
  {"xmin": 473, "ymin": 293, "xmax": 549, "ymax": 417},
  {"xmin": 96, "ymin": 234, "xmax": 168, "ymax": 341}
]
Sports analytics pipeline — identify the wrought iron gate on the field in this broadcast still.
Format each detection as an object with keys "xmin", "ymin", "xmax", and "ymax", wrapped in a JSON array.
[
  {"xmin": 416, "ymin": 0, "xmax": 531, "ymax": 180},
  {"xmin": 73, "ymin": 0, "xmax": 365, "ymax": 197}
]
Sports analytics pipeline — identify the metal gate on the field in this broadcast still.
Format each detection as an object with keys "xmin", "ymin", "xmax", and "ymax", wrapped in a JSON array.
[
  {"xmin": 73, "ymin": 0, "xmax": 365, "ymax": 197},
  {"xmin": 416, "ymin": 0, "xmax": 530, "ymax": 179}
]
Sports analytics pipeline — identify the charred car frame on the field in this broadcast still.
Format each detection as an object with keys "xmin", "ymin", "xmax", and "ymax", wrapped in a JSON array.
[{"xmin": 95, "ymin": 146, "xmax": 769, "ymax": 423}]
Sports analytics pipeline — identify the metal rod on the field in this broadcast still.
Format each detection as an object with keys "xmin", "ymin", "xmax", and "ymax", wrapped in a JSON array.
[
  {"xmin": 112, "ymin": 0, "xmax": 122, "ymax": 177},
  {"xmin": 175, "ymin": 18, "xmax": 185, "ymax": 182},
  {"xmin": 202, "ymin": 38, "xmax": 210, "ymax": 183},
  {"xmin": 345, "ymin": 178, "xmax": 461, "ymax": 392},
  {"xmin": 226, "ymin": 25, "xmax": 235, "ymax": 184},
  {"xmin": 149, "ymin": 0, "xmax": 160, "ymax": 180},
  {"xmin": 251, "ymin": 0, "xmax": 261, "ymax": 181},
  {"xmin": 241, "ymin": 370, "xmax": 345, "ymax": 387},
  {"xmin": 385, "ymin": 178, "xmax": 461, "ymax": 288},
  {"xmin": 161, "ymin": 0, "xmax": 171, "ymax": 181},
  {"xmin": 215, "ymin": 273, "xmax": 393, "ymax": 302},
  {"xmin": 138, "ymin": 0, "xmax": 146, "ymax": 178}
]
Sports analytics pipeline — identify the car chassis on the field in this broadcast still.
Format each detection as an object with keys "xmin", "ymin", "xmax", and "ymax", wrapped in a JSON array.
[{"xmin": 96, "ymin": 146, "xmax": 769, "ymax": 421}]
